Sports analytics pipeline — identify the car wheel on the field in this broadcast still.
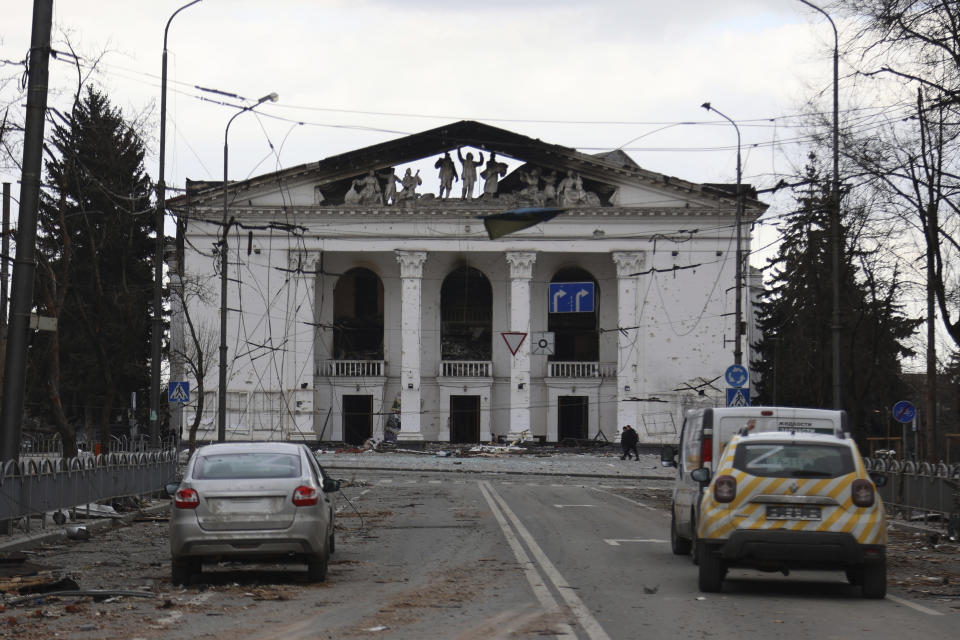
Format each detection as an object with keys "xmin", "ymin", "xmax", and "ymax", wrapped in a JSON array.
[
  {"xmin": 670, "ymin": 510, "xmax": 692, "ymax": 556},
  {"xmin": 171, "ymin": 558, "xmax": 199, "ymax": 586},
  {"xmin": 697, "ymin": 541, "xmax": 724, "ymax": 593},
  {"xmin": 329, "ymin": 530, "xmax": 335, "ymax": 555},
  {"xmin": 861, "ymin": 562, "xmax": 886, "ymax": 599},
  {"xmin": 691, "ymin": 511, "xmax": 700, "ymax": 565},
  {"xmin": 307, "ymin": 549, "xmax": 329, "ymax": 583}
]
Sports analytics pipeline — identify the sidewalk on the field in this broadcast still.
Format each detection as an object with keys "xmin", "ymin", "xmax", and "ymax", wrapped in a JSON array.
[{"xmin": 316, "ymin": 448, "xmax": 675, "ymax": 480}]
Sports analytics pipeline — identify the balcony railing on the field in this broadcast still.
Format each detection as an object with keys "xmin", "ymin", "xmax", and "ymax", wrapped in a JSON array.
[
  {"xmin": 440, "ymin": 360, "xmax": 492, "ymax": 377},
  {"xmin": 319, "ymin": 360, "xmax": 384, "ymax": 377},
  {"xmin": 547, "ymin": 361, "xmax": 617, "ymax": 378}
]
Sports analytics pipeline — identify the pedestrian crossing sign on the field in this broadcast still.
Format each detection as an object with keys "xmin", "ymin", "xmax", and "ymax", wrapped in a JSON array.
[
  {"xmin": 726, "ymin": 387, "xmax": 750, "ymax": 407},
  {"xmin": 168, "ymin": 381, "xmax": 190, "ymax": 403}
]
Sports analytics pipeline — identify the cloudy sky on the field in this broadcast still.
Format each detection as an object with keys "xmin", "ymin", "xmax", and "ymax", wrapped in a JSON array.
[{"xmin": 2, "ymin": 1, "xmax": 844, "ymax": 264}]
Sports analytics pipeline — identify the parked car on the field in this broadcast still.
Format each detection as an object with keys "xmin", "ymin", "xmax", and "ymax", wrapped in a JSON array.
[
  {"xmin": 167, "ymin": 442, "xmax": 340, "ymax": 585},
  {"xmin": 693, "ymin": 429, "xmax": 887, "ymax": 597},
  {"xmin": 660, "ymin": 406, "xmax": 848, "ymax": 559}
]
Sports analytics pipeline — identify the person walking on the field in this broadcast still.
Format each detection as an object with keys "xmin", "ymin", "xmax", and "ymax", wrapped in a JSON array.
[{"xmin": 620, "ymin": 425, "xmax": 639, "ymax": 461}]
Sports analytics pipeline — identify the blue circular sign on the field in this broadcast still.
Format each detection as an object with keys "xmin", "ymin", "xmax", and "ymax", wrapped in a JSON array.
[
  {"xmin": 892, "ymin": 400, "xmax": 916, "ymax": 424},
  {"xmin": 725, "ymin": 364, "xmax": 748, "ymax": 388}
]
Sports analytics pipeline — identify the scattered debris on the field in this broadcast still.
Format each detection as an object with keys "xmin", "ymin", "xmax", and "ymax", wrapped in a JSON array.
[{"xmin": 66, "ymin": 525, "xmax": 91, "ymax": 541}]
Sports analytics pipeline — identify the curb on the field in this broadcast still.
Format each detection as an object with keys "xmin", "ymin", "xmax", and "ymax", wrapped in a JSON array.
[{"xmin": 0, "ymin": 500, "xmax": 171, "ymax": 553}]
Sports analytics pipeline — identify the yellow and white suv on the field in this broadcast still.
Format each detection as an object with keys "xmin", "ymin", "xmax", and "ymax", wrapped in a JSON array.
[{"xmin": 694, "ymin": 430, "xmax": 887, "ymax": 598}]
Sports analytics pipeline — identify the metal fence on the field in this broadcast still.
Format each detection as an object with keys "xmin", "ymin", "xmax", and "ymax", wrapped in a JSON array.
[
  {"xmin": 864, "ymin": 457, "xmax": 960, "ymax": 534},
  {"xmin": 0, "ymin": 450, "xmax": 178, "ymax": 531}
]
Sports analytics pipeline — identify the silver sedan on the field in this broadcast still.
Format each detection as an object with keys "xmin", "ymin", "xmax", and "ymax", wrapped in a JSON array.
[{"xmin": 168, "ymin": 442, "xmax": 339, "ymax": 585}]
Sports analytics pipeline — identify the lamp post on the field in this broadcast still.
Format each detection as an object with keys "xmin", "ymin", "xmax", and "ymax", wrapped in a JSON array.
[
  {"xmin": 155, "ymin": 0, "xmax": 201, "ymax": 448},
  {"xmin": 798, "ymin": 0, "xmax": 842, "ymax": 410},
  {"xmin": 218, "ymin": 92, "xmax": 278, "ymax": 443},
  {"xmin": 701, "ymin": 102, "xmax": 744, "ymax": 366}
]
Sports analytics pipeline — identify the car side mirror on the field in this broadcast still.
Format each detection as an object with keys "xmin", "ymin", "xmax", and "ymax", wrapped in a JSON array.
[
  {"xmin": 164, "ymin": 481, "xmax": 181, "ymax": 497},
  {"xmin": 322, "ymin": 478, "xmax": 341, "ymax": 493},
  {"xmin": 690, "ymin": 467, "xmax": 711, "ymax": 484},
  {"xmin": 660, "ymin": 445, "xmax": 678, "ymax": 468},
  {"xmin": 869, "ymin": 472, "xmax": 887, "ymax": 488}
]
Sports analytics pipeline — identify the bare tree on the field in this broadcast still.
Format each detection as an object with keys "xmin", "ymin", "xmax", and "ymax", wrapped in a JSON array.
[{"xmin": 169, "ymin": 273, "xmax": 216, "ymax": 455}]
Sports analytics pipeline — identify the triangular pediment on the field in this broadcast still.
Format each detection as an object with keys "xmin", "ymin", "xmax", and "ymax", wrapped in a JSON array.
[{"xmin": 173, "ymin": 120, "xmax": 765, "ymax": 214}]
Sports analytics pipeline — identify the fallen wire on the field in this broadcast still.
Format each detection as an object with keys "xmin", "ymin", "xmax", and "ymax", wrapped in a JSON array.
[{"xmin": 334, "ymin": 482, "xmax": 366, "ymax": 531}]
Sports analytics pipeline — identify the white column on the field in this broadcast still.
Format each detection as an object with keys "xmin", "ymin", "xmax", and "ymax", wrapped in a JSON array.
[
  {"xmin": 286, "ymin": 249, "xmax": 321, "ymax": 439},
  {"xmin": 506, "ymin": 251, "xmax": 537, "ymax": 439},
  {"xmin": 396, "ymin": 250, "xmax": 428, "ymax": 440},
  {"xmin": 613, "ymin": 251, "xmax": 645, "ymax": 440}
]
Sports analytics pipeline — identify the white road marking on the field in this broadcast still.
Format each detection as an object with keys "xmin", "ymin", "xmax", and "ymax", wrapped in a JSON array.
[
  {"xmin": 477, "ymin": 482, "xmax": 576, "ymax": 639},
  {"xmin": 604, "ymin": 538, "xmax": 668, "ymax": 546},
  {"xmin": 886, "ymin": 594, "xmax": 945, "ymax": 616},
  {"xmin": 589, "ymin": 486, "xmax": 658, "ymax": 511},
  {"xmin": 482, "ymin": 481, "xmax": 613, "ymax": 640}
]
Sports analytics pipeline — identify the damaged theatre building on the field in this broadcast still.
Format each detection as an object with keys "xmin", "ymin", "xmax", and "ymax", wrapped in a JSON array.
[{"xmin": 168, "ymin": 121, "xmax": 766, "ymax": 446}]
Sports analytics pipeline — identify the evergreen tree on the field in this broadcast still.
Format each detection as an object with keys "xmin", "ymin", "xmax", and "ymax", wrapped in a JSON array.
[
  {"xmin": 27, "ymin": 86, "xmax": 155, "ymax": 453},
  {"xmin": 753, "ymin": 155, "xmax": 919, "ymax": 443}
]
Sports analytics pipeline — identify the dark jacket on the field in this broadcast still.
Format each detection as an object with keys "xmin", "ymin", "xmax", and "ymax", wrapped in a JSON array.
[{"xmin": 621, "ymin": 428, "xmax": 639, "ymax": 447}]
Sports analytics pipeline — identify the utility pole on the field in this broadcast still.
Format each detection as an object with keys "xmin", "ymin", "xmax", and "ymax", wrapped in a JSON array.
[{"xmin": 0, "ymin": 0, "xmax": 53, "ymax": 461}]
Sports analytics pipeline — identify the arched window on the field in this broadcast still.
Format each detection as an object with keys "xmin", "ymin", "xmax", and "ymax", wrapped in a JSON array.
[
  {"xmin": 440, "ymin": 266, "xmax": 492, "ymax": 360},
  {"xmin": 548, "ymin": 267, "xmax": 599, "ymax": 361},
  {"xmin": 333, "ymin": 267, "xmax": 384, "ymax": 360}
]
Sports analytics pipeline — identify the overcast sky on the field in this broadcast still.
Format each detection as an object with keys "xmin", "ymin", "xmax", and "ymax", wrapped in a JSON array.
[{"xmin": 2, "ymin": 1, "xmax": 846, "ymax": 264}]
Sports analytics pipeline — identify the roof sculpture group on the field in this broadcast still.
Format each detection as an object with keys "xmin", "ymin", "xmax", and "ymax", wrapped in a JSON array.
[{"xmin": 336, "ymin": 147, "xmax": 600, "ymax": 208}]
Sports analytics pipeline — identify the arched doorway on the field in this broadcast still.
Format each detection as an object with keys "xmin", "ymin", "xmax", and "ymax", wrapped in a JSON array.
[
  {"xmin": 333, "ymin": 267, "xmax": 384, "ymax": 360},
  {"xmin": 440, "ymin": 266, "xmax": 492, "ymax": 361}
]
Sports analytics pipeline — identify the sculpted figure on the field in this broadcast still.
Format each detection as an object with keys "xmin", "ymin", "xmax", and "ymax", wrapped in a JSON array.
[
  {"xmin": 518, "ymin": 168, "xmax": 544, "ymax": 205},
  {"xmin": 344, "ymin": 178, "xmax": 362, "ymax": 205},
  {"xmin": 396, "ymin": 168, "xmax": 421, "ymax": 202},
  {"xmin": 434, "ymin": 152, "xmax": 459, "ymax": 199},
  {"xmin": 542, "ymin": 170, "xmax": 557, "ymax": 204},
  {"xmin": 358, "ymin": 170, "xmax": 382, "ymax": 204},
  {"xmin": 457, "ymin": 148, "xmax": 484, "ymax": 199},
  {"xmin": 381, "ymin": 168, "xmax": 401, "ymax": 205},
  {"xmin": 481, "ymin": 152, "xmax": 508, "ymax": 197}
]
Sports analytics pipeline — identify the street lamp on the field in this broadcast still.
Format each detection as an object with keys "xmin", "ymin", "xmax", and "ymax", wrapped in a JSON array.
[
  {"xmin": 218, "ymin": 92, "xmax": 278, "ymax": 443},
  {"xmin": 155, "ymin": 0, "xmax": 201, "ymax": 448},
  {"xmin": 701, "ymin": 102, "xmax": 744, "ymax": 366},
  {"xmin": 798, "ymin": 0, "xmax": 842, "ymax": 410}
]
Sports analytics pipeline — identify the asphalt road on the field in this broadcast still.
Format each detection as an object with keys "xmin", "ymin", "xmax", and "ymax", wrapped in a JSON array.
[{"xmin": 1, "ymin": 469, "xmax": 956, "ymax": 639}]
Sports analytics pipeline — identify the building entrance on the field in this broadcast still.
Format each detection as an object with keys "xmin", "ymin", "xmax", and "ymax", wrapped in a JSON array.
[
  {"xmin": 343, "ymin": 395, "xmax": 372, "ymax": 445},
  {"xmin": 450, "ymin": 395, "xmax": 480, "ymax": 443},
  {"xmin": 558, "ymin": 395, "xmax": 588, "ymax": 441}
]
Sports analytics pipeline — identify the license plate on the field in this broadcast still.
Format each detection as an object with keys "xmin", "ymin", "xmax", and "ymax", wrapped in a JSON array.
[{"xmin": 766, "ymin": 505, "xmax": 821, "ymax": 520}]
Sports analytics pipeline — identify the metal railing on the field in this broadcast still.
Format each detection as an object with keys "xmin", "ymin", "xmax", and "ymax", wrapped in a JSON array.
[
  {"xmin": 1, "ymin": 450, "xmax": 178, "ymax": 532},
  {"xmin": 440, "ymin": 360, "xmax": 492, "ymax": 377},
  {"xmin": 864, "ymin": 457, "xmax": 960, "ymax": 531},
  {"xmin": 547, "ymin": 361, "xmax": 617, "ymax": 378},
  {"xmin": 319, "ymin": 360, "xmax": 385, "ymax": 377}
]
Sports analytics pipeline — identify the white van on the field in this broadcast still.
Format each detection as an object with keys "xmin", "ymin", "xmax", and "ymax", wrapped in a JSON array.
[{"xmin": 659, "ymin": 406, "xmax": 847, "ymax": 558}]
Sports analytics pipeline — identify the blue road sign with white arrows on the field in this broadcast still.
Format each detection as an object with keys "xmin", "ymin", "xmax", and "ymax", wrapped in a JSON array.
[
  {"xmin": 725, "ymin": 364, "xmax": 748, "ymax": 388},
  {"xmin": 168, "ymin": 381, "xmax": 190, "ymax": 404},
  {"xmin": 549, "ymin": 282, "xmax": 594, "ymax": 313}
]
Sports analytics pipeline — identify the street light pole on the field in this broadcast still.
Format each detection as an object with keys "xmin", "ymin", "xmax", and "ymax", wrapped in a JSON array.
[
  {"xmin": 155, "ymin": 0, "xmax": 201, "ymax": 448},
  {"xmin": 701, "ymin": 102, "xmax": 744, "ymax": 366},
  {"xmin": 218, "ymin": 92, "xmax": 278, "ymax": 443},
  {"xmin": 798, "ymin": 0, "xmax": 842, "ymax": 410}
]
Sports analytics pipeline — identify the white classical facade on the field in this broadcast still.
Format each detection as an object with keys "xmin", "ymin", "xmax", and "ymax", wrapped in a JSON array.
[{"xmin": 168, "ymin": 121, "xmax": 765, "ymax": 445}]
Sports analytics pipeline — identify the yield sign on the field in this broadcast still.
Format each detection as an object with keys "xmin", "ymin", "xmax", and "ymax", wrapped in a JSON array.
[{"xmin": 501, "ymin": 332, "xmax": 527, "ymax": 355}]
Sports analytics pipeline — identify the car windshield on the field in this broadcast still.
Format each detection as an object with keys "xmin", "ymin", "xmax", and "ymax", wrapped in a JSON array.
[
  {"xmin": 732, "ymin": 442, "xmax": 854, "ymax": 478},
  {"xmin": 194, "ymin": 452, "xmax": 301, "ymax": 479}
]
